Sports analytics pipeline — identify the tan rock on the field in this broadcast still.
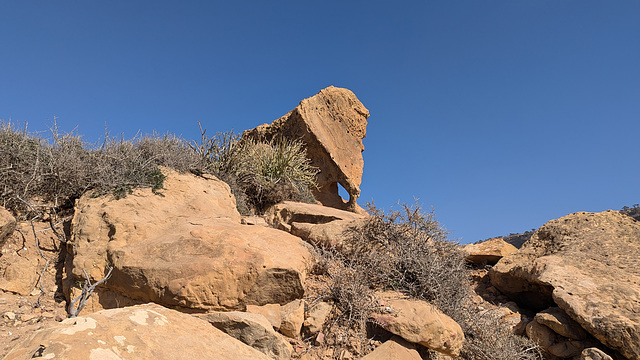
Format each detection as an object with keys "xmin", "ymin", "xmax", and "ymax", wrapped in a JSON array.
[
  {"xmin": 303, "ymin": 301, "xmax": 333, "ymax": 336},
  {"xmin": 246, "ymin": 303, "xmax": 282, "ymax": 330},
  {"xmin": 580, "ymin": 347, "xmax": 614, "ymax": 360},
  {"xmin": 0, "ymin": 206, "xmax": 16, "ymax": 246},
  {"xmin": 0, "ymin": 254, "xmax": 39, "ymax": 295},
  {"xmin": 3, "ymin": 303, "xmax": 270, "ymax": 360},
  {"xmin": 198, "ymin": 311, "xmax": 292, "ymax": 360},
  {"xmin": 463, "ymin": 238, "xmax": 518, "ymax": 265},
  {"xmin": 490, "ymin": 211, "xmax": 640, "ymax": 359},
  {"xmin": 265, "ymin": 201, "xmax": 366, "ymax": 249},
  {"xmin": 548, "ymin": 340, "xmax": 586, "ymax": 358},
  {"xmin": 361, "ymin": 336, "xmax": 421, "ymax": 360},
  {"xmin": 535, "ymin": 307, "xmax": 587, "ymax": 340},
  {"xmin": 280, "ymin": 299, "xmax": 304, "ymax": 339},
  {"xmin": 370, "ymin": 298, "xmax": 464, "ymax": 357},
  {"xmin": 66, "ymin": 168, "xmax": 312, "ymax": 313},
  {"xmin": 526, "ymin": 320, "xmax": 556, "ymax": 350},
  {"xmin": 244, "ymin": 86, "xmax": 370, "ymax": 213}
]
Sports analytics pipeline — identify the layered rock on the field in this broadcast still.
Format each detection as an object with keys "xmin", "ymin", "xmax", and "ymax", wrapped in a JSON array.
[
  {"xmin": 490, "ymin": 210, "xmax": 640, "ymax": 359},
  {"xmin": 3, "ymin": 303, "xmax": 270, "ymax": 360},
  {"xmin": 463, "ymin": 237, "xmax": 518, "ymax": 265},
  {"xmin": 243, "ymin": 86, "xmax": 370, "ymax": 213},
  {"xmin": 264, "ymin": 201, "xmax": 366, "ymax": 249},
  {"xmin": 65, "ymin": 168, "xmax": 313, "ymax": 313}
]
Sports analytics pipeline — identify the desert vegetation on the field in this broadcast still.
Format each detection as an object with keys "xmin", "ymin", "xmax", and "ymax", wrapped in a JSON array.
[
  {"xmin": 312, "ymin": 203, "xmax": 542, "ymax": 359},
  {"xmin": 0, "ymin": 121, "xmax": 317, "ymax": 217}
]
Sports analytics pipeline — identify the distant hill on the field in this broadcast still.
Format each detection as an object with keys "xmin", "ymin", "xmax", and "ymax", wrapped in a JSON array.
[{"xmin": 621, "ymin": 204, "xmax": 640, "ymax": 221}]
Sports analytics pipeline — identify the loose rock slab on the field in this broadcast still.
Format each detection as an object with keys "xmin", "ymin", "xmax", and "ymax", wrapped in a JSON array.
[
  {"xmin": 370, "ymin": 298, "xmax": 464, "ymax": 357},
  {"xmin": 490, "ymin": 211, "xmax": 640, "ymax": 359},
  {"xmin": 3, "ymin": 303, "xmax": 270, "ymax": 360},
  {"xmin": 463, "ymin": 237, "xmax": 517, "ymax": 265},
  {"xmin": 66, "ymin": 168, "xmax": 313, "ymax": 312}
]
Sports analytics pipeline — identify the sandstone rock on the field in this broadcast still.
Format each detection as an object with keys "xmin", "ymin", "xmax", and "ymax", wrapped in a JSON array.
[
  {"xmin": 243, "ymin": 86, "xmax": 370, "ymax": 213},
  {"xmin": 264, "ymin": 201, "xmax": 366, "ymax": 249},
  {"xmin": 535, "ymin": 307, "xmax": 587, "ymax": 340},
  {"xmin": 580, "ymin": 347, "xmax": 614, "ymax": 360},
  {"xmin": 241, "ymin": 216, "xmax": 268, "ymax": 226},
  {"xmin": 247, "ymin": 303, "xmax": 283, "ymax": 330},
  {"xmin": 66, "ymin": 168, "xmax": 312, "ymax": 313},
  {"xmin": 526, "ymin": 320, "xmax": 556, "ymax": 350},
  {"xmin": 198, "ymin": 311, "xmax": 292, "ymax": 360},
  {"xmin": 0, "ymin": 254, "xmax": 39, "ymax": 295},
  {"xmin": 370, "ymin": 298, "xmax": 464, "ymax": 357},
  {"xmin": 548, "ymin": 340, "xmax": 585, "ymax": 358},
  {"xmin": 490, "ymin": 211, "xmax": 640, "ymax": 359},
  {"xmin": 361, "ymin": 336, "xmax": 421, "ymax": 360},
  {"xmin": 303, "ymin": 301, "xmax": 333, "ymax": 336},
  {"xmin": 3, "ymin": 303, "xmax": 270, "ymax": 360},
  {"xmin": 280, "ymin": 299, "xmax": 304, "ymax": 339},
  {"xmin": 0, "ymin": 206, "xmax": 16, "ymax": 246},
  {"xmin": 463, "ymin": 237, "xmax": 518, "ymax": 265}
]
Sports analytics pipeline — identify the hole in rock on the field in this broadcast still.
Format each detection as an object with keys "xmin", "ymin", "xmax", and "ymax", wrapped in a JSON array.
[{"xmin": 337, "ymin": 183, "xmax": 349, "ymax": 203}]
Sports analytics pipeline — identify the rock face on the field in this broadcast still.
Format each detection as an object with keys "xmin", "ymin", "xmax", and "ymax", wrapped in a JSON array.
[
  {"xmin": 463, "ymin": 237, "xmax": 518, "ymax": 265},
  {"xmin": 3, "ymin": 303, "xmax": 270, "ymax": 360},
  {"xmin": 490, "ymin": 211, "xmax": 640, "ymax": 359},
  {"xmin": 370, "ymin": 298, "xmax": 464, "ymax": 357},
  {"xmin": 264, "ymin": 201, "xmax": 366, "ymax": 249},
  {"xmin": 243, "ymin": 86, "xmax": 370, "ymax": 213},
  {"xmin": 66, "ymin": 168, "xmax": 313, "ymax": 313},
  {"xmin": 0, "ymin": 206, "xmax": 16, "ymax": 246}
]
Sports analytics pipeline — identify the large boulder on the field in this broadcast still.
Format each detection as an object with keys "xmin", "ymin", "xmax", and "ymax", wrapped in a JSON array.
[
  {"xmin": 3, "ymin": 303, "xmax": 270, "ymax": 360},
  {"xmin": 490, "ymin": 210, "xmax": 640, "ymax": 359},
  {"xmin": 264, "ymin": 201, "xmax": 366, "ymax": 249},
  {"xmin": 243, "ymin": 86, "xmax": 370, "ymax": 213},
  {"xmin": 370, "ymin": 297, "xmax": 464, "ymax": 357},
  {"xmin": 65, "ymin": 168, "xmax": 313, "ymax": 313},
  {"xmin": 0, "ymin": 206, "xmax": 16, "ymax": 246}
]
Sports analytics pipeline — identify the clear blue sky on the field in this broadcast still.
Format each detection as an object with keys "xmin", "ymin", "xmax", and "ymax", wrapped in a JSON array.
[{"xmin": 1, "ymin": 1, "xmax": 638, "ymax": 243}]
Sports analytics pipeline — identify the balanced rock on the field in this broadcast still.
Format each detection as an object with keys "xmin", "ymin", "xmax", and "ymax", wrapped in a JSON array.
[
  {"xmin": 243, "ymin": 86, "xmax": 370, "ymax": 213},
  {"xmin": 490, "ymin": 210, "xmax": 640, "ymax": 359},
  {"xmin": 66, "ymin": 168, "xmax": 313, "ymax": 313},
  {"xmin": 370, "ymin": 298, "xmax": 464, "ymax": 357},
  {"xmin": 0, "ymin": 206, "xmax": 16, "ymax": 246},
  {"xmin": 3, "ymin": 303, "xmax": 270, "ymax": 360},
  {"xmin": 265, "ymin": 201, "xmax": 366, "ymax": 249},
  {"xmin": 463, "ymin": 237, "xmax": 518, "ymax": 265}
]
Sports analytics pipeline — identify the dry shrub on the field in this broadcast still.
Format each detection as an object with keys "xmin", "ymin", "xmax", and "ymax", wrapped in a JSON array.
[{"xmin": 313, "ymin": 202, "xmax": 542, "ymax": 359}]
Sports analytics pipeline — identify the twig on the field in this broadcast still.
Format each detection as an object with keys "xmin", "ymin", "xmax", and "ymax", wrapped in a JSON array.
[{"xmin": 68, "ymin": 266, "xmax": 114, "ymax": 318}]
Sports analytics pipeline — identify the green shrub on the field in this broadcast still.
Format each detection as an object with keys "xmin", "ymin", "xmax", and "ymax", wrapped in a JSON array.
[{"xmin": 189, "ymin": 124, "xmax": 317, "ymax": 214}]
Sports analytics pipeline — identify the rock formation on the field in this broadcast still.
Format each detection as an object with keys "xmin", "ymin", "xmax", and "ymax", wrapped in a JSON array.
[
  {"xmin": 243, "ymin": 86, "xmax": 370, "ymax": 213},
  {"xmin": 65, "ymin": 168, "xmax": 313, "ymax": 313},
  {"xmin": 490, "ymin": 210, "xmax": 640, "ymax": 359},
  {"xmin": 3, "ymin": 303, "xmax": 270, "ymax": 360},
  {"xmin": 463, "ymin": 237, "xmax": 518, "ymax": 265}
]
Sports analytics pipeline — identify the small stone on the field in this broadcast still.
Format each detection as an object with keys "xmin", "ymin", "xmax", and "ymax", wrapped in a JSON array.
[
  {"xmin": 314, "ymin": 331, "xmax": 325, "ymax": 346},
  {"xmin": 3, "ymin": 312, "xmax": 16, "ymax": 320},
  {"xmin": 21, "ymin": 314, "xmax": 38, "ymax": 322}
]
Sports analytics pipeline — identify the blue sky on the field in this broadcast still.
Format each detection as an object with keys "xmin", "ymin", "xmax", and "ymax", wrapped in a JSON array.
[{"xmin": 1, "ymin": 1, "xmax": 638, "ymax": 243}]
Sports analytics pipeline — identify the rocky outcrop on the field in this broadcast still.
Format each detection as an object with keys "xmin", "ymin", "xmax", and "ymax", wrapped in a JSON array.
[
  {"xmin": 370, "ymin": 296, "xmax": 464, "ymax": 357},
  {"xmin": 198, "ymin": 311, "xmax": 292, "ymax": 360},
  {"xmin": 3, "ymin": 303, "xmax": 270, "ymax": 360},
  {"xmin": 264, "ymin": 201, "xmax": 366, "ymax": 249},
  {"xmin": 66, "ymin": 168, "xmax": 313, "ymax": 313},
  {"xmin": 243, "ymin": 86, "xmax": 370, "ymax": 213},
  {"xmin": 0, "ymin": 206, "xmax": 16, "ymax": 246},
  {"xmin": 463, "ymin": 237, "xmax": 518, "ymax": 265},
  {"xmin": 490, "ymin": 210, "xmax": 640, "ymax": 359}
]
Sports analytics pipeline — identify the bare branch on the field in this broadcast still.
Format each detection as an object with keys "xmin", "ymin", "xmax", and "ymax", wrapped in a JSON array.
[{"xmin": 68, "ymin": 266, "xmax": 114, "ymax": 318}]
